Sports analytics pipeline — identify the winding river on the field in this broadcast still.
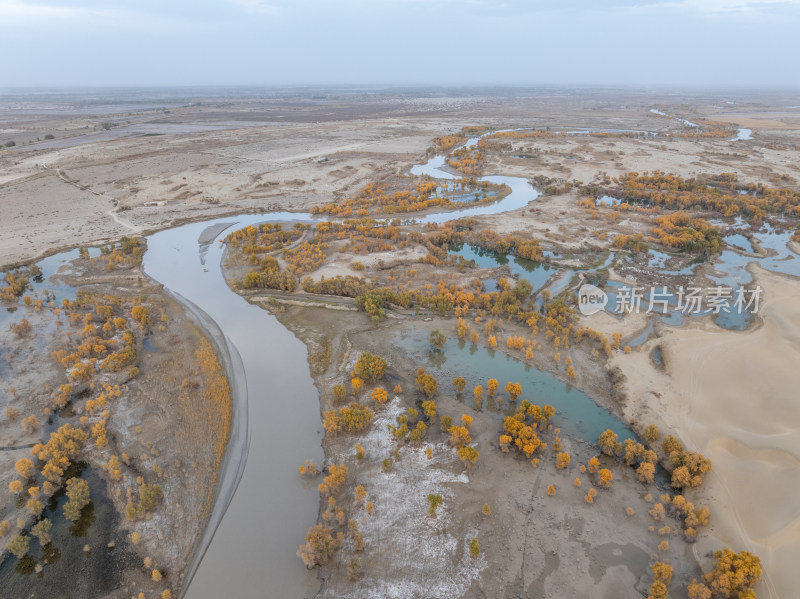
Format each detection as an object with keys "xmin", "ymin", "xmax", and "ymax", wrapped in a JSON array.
[
  {"xmin": 5, "ymin": 130, "xmax": 798, "ymax": 598},
  {"xmin": 141, "ymin": 143, "xmax": 542, "ymax": 598},
  {"xmin": 0, "ymin": 135, "xmax": 540, "ymax": 598},
  {"xmin": 139, "ymin": 137, "xmax": 800, "ymax": 598}
]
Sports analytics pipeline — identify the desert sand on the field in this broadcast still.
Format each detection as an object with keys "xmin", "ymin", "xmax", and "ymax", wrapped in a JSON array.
[
  {"xmin": 3, "ymin": 90, "xmax": 800, "ymax": 269},
  {"xmin": 611, "ymin": 266, "xmax": 800, "ymax": 599},
  {"xmin": 3, "ymin": 89, "xmax": 800, "ymax": 598}
]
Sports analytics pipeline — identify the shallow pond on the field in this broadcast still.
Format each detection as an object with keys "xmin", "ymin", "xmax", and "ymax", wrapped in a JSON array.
[
  {"xmin": 394, "ymin": 331, "xmax": 636, "ymax": 446},
  {"xmin": 447, "ymin": 244, "xmax": 557, "ymax": 293},
  {"xmin": 0, "ymin": 247, "xmax": 102, "ymax": 331},
  {"xmin": 724, "ymin": 233, "xmax": 754, "ymax": 253},
  {"xmin": 138, "ymin": 136, "xmax": 548, "ymax": 596},
  {"xmin": 0, "ymin": 464, "xmax": 137, "ymax": 598}
]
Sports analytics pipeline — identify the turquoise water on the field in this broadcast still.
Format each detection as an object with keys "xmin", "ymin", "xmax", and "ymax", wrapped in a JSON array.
[
  {"xmin": 395, "ymin": 331, "xmax": 635, "ymax": 445},
  {"xmin": 447, "ymin": 243, "xmax": 557, "ymax": 293},
  {"xmin": 651, "ymin": 347, "xmax": 664, "ymax": 368}
]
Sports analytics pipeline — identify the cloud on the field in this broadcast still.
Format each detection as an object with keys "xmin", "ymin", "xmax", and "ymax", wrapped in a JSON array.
[
  {"xmin": 631, "ymin": 0, "xmax": 800, "ymax": 14},
  {"xmin": 228, "ymin": 0, "xmax": 279, "ymax": 15},
  {"xmin": 0, "ymin": 0, "xmax": 216, "ymax": 32},
  {"xmin": 0, "ymin": 0, "xmax": 120, "ymax": 21}
]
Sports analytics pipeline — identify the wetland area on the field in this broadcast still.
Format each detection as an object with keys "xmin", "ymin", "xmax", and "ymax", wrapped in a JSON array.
[{"xmin": 1, "ymin": 88, "xmax": 800, "ymax": 599}]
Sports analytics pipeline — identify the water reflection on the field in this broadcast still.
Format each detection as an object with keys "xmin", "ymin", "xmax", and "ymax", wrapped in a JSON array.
[{"xmin": 397, "ymin": 331, "xmax": 636, "ymax": 445}]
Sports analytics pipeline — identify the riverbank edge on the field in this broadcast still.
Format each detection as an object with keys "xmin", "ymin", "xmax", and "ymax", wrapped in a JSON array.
[
  {"xmin": 139, "ymin": 278, "xmax": 251, "ymax": 599},
  {"xmin": 0, "ymin": 187, "xmax": 520, "ymax": 273}
]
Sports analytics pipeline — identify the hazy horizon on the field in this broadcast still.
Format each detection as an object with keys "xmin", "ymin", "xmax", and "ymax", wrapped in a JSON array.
[{"xmin": 0, "ymin": 0, "xmax": 798, "ymax": 88}]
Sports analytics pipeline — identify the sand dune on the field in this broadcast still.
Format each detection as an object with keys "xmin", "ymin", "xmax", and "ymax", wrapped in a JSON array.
[{"xmin": 617, "ymin": 266, "xmax": 800, "ymax": 599}]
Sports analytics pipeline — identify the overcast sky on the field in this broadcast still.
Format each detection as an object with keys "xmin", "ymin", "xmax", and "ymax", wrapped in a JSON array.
[{"xmin": 0, "ymin": 0, "xmax": 798, "ymax": 88}]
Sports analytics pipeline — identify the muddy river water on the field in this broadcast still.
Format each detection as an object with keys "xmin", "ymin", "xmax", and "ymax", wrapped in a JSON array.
[
  {"xmin": 3, "ymin": 131, "xmax": 799, "ymax": 598},
  {"xmin": 141, "ymin": 142, "xmax": 544, "ymax": 597},
  {"xmin": 136, "ymin": 138, "xmax": 800, "ymax": 597}
]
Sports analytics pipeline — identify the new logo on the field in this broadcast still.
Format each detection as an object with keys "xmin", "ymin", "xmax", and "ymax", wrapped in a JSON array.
[{"xmin": 578, "ymin": 284, "xmax": 608, "ymax": 316}]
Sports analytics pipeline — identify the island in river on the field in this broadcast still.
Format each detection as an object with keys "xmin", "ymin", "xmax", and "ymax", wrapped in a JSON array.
[{"xmin": 2, "ymin": 88, "xmax": 799, "ymax": 599}]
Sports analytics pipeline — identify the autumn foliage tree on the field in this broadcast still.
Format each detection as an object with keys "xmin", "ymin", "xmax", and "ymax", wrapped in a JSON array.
[
  {"xmin": 648, "ymin": 562, "xmax": 673, "ymax": 599},
  {"xmin": 15, "ymin": 458, "xmax": 34, "ymax": 479},
  {"xmin": 504, "ymin": 381, "xmax": 522, "ymax": 401},
  {"xmin": 448, "ymin": 425, "xmax": 471, "ymax": 449},
  {"xmin": 427, "ymin": 493, "xmax": 443, "ymax": 517},
  {"xmin": 702, "ymin": 548, "xmax": 762, "ymax": 598},
  {"xmin": 649, "ymin": 503, "xmax": 666, "ymax": 521},
  {"xmin": 63, "ymin": 477, "xmax": 90, "ymax": 521},
  {"xmin": 457, "ymin": 445, "xmax": 479, "ymax": 469},
  {"xmin": 687, "ymin": 580, "xmax": 712, "ymax": 599},
  {"xmin": 623, "ymin": 438, "xmax": 645, "ymax": 466},
  {"xmin": 421, "ymin": 400, "xmax": 437, "ymax": 421},
  {"xmin": 429, "ymin": 329, "xmax": 446, "ymax": 349},
  {"xmin": 659, "ymin": 435, "xmax": 713, "ymax": 488},
  {"xmin": 31, "ymin": 518, "xmax": 52, "ymax": 546},
  {"xmin": 354, "ymin": 352, "xmax": 387, "ymax": 383},
  {"xmin": 637, "ymin": 462, "xmax": 656, "ymax": 484},
  {"xmin": 499, "ymin": 400, "xmax": 554, "ymax": 459},
  {"xmin": 297, "ymin": 523, "xmax": 340, "ymax": 567},
  {"xmin": 415, "ymin": 368, "xmax": 438, "ymax": 399},
  {"xmin": 32, "ymin": 423, "xmax": 88, "ymax": 486},
  {"xmin": 652, "ymin": 562, "xmax": 673, "ymax": 586},
  {"xmin": 323, "ymin": 403, "xmax": 375, "ymax": 434},
  {"xmin": 597, "ymin": 468, "xmax": 613, "ymax": 488},
  {"xmin": 598, "ymin": 429, "xmax": 622, "ymax": 457},
  {"xmin": 333, "ymin": 384, "xmax": 347, "ymax": 403},
  {"xmin": 299, "ymin": 460, "xmax": 319, "ymax": 476},
  {"xmin": 644, "ymin": 424, "xmax": 660, "ymax": 443},
  {"xmin": 556, "ymin": 452, "xmax": 571, "ymax": 469},
  {"xmin": 22, "ymin": 415, "xmax": 39, "ymax": 434},
  {"xmin": 7, "ymin": 534, "xmax": 30, "ymax": 558},
  {"xmin": 370, "ymin": 387, "xmax": 388, "ymax": 404},
  {"xmin": 318, "ymin": 464, "xmax": 348, "ymax": 496}
]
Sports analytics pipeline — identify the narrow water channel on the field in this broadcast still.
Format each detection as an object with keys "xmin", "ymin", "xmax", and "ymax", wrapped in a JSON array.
[
  {"xmin": 5, "ymin": 128, "xmax": 797, "ymax": 598},
  {"xmin": 139, "ymin": 136, "xmax": 544, "ymax": 596}
]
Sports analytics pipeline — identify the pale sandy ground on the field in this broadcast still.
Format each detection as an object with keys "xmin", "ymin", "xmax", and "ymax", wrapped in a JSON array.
[
  {"xmin": 0, "ymin": 119, "xmax": 437, "ymax": 267},
  {"xmin": 281, "ymin": 310, "xmax": 698, "ymax": 599},
  {"xmin": 3, "ymin": 91, "xmax": 800, "ymax": 596},
  {"xmin": 489, "ymin": 133, "xmax": 800, "ymax": 191},
  {"xmin": 609, "ymin": 267, "xmax": 800, "ymax": 599},
  {"xmin": 3, "ymin": 91, "xmax": 800, "ymax": 269}
]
